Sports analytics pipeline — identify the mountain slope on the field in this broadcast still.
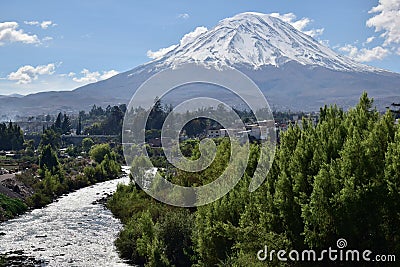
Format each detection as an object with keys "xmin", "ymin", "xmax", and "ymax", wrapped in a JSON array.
[
  {"xmin": 1, "ymin": 12, "xmax": 399, "ymax": 118},
  {"xmin": 157, "ymin": 12, "xmax": 380, "ymax": 73}
]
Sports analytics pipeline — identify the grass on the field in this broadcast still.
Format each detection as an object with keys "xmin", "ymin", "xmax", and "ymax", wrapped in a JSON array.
[{"xmin": 0, "ymin": 193, "xmax": 27, "ymax": 220}]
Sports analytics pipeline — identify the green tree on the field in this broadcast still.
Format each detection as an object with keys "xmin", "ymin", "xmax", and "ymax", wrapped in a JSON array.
[
  {"xmin": 61, "ymin": 113, "xmax": 71, "ymax": 134},
  {"xmin": 39, "ymin": 144, "xmax": 60, "ymax": 175},
  {"xmin": 82, "ymin": 137, "xmax": 94, "ymax": 153},
  {"xmin": 76, "ymin": 115, "xmax": 82, "ymax": 135},
  {"xmin": 89, "ymin": 143, "xmax": 112, "ymax": 163},
  {"xmin": 147, "ymin": 97, "xmax": 165, "ymax": 130},
  {"xmin": 53, "ymin": 112, "xmax": 62, "ymax": 132},
  {"xmin": 0, "ymin": 121, "xmax": 24, "ymax": 150},
  {"xmin": 157, "ymin": 210, "xmax": 194, "ymax": 266},
  {"xmin": 384, "ymin": 125, "xmax": 400, "ymax": 254},
  {"xmin": 115, "ymin": 211, "xmax": 157, "ymax": 265},
  {"xmin": 40, "ymin": 129, "xmax": 61, "ymax": 149},
  {"xmin": 24, "ymin": 139, "xmax": 35, "ymax": 157}
]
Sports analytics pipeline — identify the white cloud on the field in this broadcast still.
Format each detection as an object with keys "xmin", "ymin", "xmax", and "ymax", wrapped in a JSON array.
[
  {"xmin": 24, "ymin": 20, "xmax": 57, "ymax": 29},
  {"xmin": 304, "ymin": 28, "xmax": 325, "ymax": 38},
  {"xmin": 365, "ymin": 36, "xmax": 375, "ymax": 44},
  {"xmin": 180, "ymin": 26, "xmax": 208, "ymax": 46},
  {"xmin": 147, "ymin": 45, "xmax": 178, "ymax": 59},
  {"xmin": 178, "ymin": 13, "xmax": 190, "ymax": 19},
  {"xmin": 24, "ymin": 21, "xmax": 39, "ymax": 26},
  {"xmin": 72, "ymin": 69, "xmax": 119, "ymax": 83},
  {"xmin": 269, "ymin": 13, "xmax": 324, "ymax": 38},
  {"xmin": 339, "ymin": 44, "xmax": 389, "ymax": 62},
  {"xmin": 147, "ymin": 26, "xmax": 208, "ymax": 59},
  {"xmin": 336, "ymin": 1, "xmax": 400, "ymax": 63},
  {"xmin": 40, "ymin": 21, "xmax": 56, "ymax": 29},
  {"xmin": 8, "ymin": 63, "xmax": 56, "ymax": 84},
  {"xmin": 0, "ymin": 22, "xmax": 40, "ymax": 45},
  {"xmin": 101, "ymin": 70, "xmax": 119, "ymax": 80},
  {"xmin": 367, "ymin": 0, "xmax": 400, "ymax": 47}
]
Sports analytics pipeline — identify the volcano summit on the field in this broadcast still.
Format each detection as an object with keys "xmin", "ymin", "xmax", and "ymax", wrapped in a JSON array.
[{"xmin": 1, "ymin": 12, "xmax": 399, "ymax": 117}]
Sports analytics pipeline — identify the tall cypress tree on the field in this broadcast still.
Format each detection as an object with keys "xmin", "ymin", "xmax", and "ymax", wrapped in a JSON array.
[
  {"xmin": 61, "ymin": 113, "xmax": 71, "ymax": 134},
  {"xmin": 76, "ymin": 116, "xmax": 82, "ymax": 135}
]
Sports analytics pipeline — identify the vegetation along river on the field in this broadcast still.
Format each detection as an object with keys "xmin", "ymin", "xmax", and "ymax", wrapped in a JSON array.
[{"xmin": 0, "ymin": 168, "xmax": 131, "ymax": 266}]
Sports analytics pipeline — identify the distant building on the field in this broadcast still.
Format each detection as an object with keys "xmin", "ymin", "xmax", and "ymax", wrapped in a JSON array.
[
  {"xmin": 206, "ymin": 120, "xmax": 276, "ymax": 141},
  {"xmin": 207, "ymin": 129, "xmax": 228, "ymax": 138}
]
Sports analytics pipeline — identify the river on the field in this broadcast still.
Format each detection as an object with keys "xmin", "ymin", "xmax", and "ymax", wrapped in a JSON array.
[{"xmin": 0, "ymin": 168, "xmax": 132, "ymax": 267}]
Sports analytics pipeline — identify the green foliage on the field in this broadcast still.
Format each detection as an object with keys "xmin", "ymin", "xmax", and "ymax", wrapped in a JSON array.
[
  {"xmin": 82, "ymin": 137, "xmax": 94, "ymax": 153},
  {"xmin": 39, "ymin": 144, "xmax": 60, "ymax": 175},
  {"xmin": 147, "ymin": 97, "xmax": 166, "ymax": 130},
  {"xmin": 115, "ymin": 211, "xmax": 154, "ymax": 265},
  {"xmin": 24, "ymin": 139, "xmax": 35, "ymax": 157},
  {"xmin": 40, "ymin": 129, "xmax": 61, "ymax": 149},
  {"xmin": 83, "ymin": 104, "xmax": 125, "ymax": 135},
  {"xmin": 110, "ymin": 93, "xmax": 400, "ymax": 266},
  {"xmin": 0, "ymin": 193, "xmax": 28, "ymax": 220},
  {"xmin": 61, "ymin": 113, "xmax": 72, "ymax": 134},
  {"xmin": 26, "ymin": 136, "xmax": 120, "ymax": 209},
  {"xmin": 0, "ymin": 121, "xmax": 24, "ymax": 150},
  {"xmin": 109, "ymin": 183, "xmax": 194, "ymax": 267},
  {"xmin": 26, "ymin": 191, "xmax": 52, "ymax": 208},
  {"xmin": 54, "ymin": 112, "xmax": 62, "ymax": 131},
  {"xmin": 84, "ymin": 153, "xmax": 120, "ymax": 183},
  {"xmin": 89, "ymin": 143, "xmax": 112, "ymax": 163},
  {"xmin": 83, "ymin": 122, "xmax": 104, "ymax": 135},
  {"xmin": 50, "ymin": 112, "xmax": 72, "ymax": 135},
  {"xmin": 76, "ymin": 115, "xmax": 82, "ymax": 135},
  {"xmin": 157, "ymin": 210, "xmax": 194, "ymax": 266}
]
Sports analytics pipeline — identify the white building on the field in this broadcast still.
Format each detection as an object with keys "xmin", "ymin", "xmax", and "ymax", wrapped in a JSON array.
[{"xmin": 207, "ymin": 129, "xmax": 228, "ymax": 138}]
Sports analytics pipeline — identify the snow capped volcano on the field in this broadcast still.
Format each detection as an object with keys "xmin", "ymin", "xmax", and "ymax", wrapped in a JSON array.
[
  {"xmin": 155, "ymin": 12, "xmax": 378, "ymax": 72},
  {"xmin": 1, "ymin": 12, "xmax": 399, "ymax": 117}
]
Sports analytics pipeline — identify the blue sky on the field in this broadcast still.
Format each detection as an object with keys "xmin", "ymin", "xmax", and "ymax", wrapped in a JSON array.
[{"xmin": 0, "ymin": 0, "xmax": 399, "ymax": 95}]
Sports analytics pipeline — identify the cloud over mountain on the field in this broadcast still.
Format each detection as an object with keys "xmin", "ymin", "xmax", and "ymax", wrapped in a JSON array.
[
  {"xmin": 1, "ymin": 12, "xmax": 399, "ymax": 117},
  {"xmin": 7, "ymin": 63, "xmax": 56, "ymax": 84}
]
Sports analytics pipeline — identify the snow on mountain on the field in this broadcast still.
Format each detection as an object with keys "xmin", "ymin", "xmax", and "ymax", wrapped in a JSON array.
[
  {"xmin": 1, "ymin": 12, "xmax": 399, "ymax": 117},
  {"xmin": 153, "ymin": 12, "xmax": 381, "ymax": 73}
]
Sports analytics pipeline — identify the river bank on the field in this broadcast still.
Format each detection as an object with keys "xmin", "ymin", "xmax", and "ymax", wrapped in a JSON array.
[{"xmin": 0, "ymin": 174, "xmax": 131, "ymax": 266}]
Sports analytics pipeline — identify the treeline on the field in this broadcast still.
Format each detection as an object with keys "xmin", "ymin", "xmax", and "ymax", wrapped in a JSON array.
[
  {"xmin": 80, "ymin": 104, "xmax": 126, "ymax": 135},
  {"xmin": 0, "ymin": 121, "xmax": 24, "ymax": 150},
  {"xmin": 109, "ymin": 93, "xmax": 400, "ymax": 266},
  {"xmin": 38, "ymin": 104, "xmax": 126, "ymax": 136},
  {"xmin": 124, "ymin": 98, "xmax": 263, "ymax": 142},
  {"xmin": 50, "ymin": 112, "xmax": 72, "ymax": 135}
]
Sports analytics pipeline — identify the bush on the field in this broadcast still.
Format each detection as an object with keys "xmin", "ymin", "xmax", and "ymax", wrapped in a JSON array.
[
  {"xmin": 0, "ymin": 193, "xmax": 28, "ymax": 219},
  {"xmin": 89, "ymin": 143, "xmax": 112, "ymax": 163},
  {"xmin": 157, "ymin": 209, "xmax": 194, "ymax": 266},
  {"xmin": 27, "ymin": 192, "xmax": 51, "ymax": 208}
]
